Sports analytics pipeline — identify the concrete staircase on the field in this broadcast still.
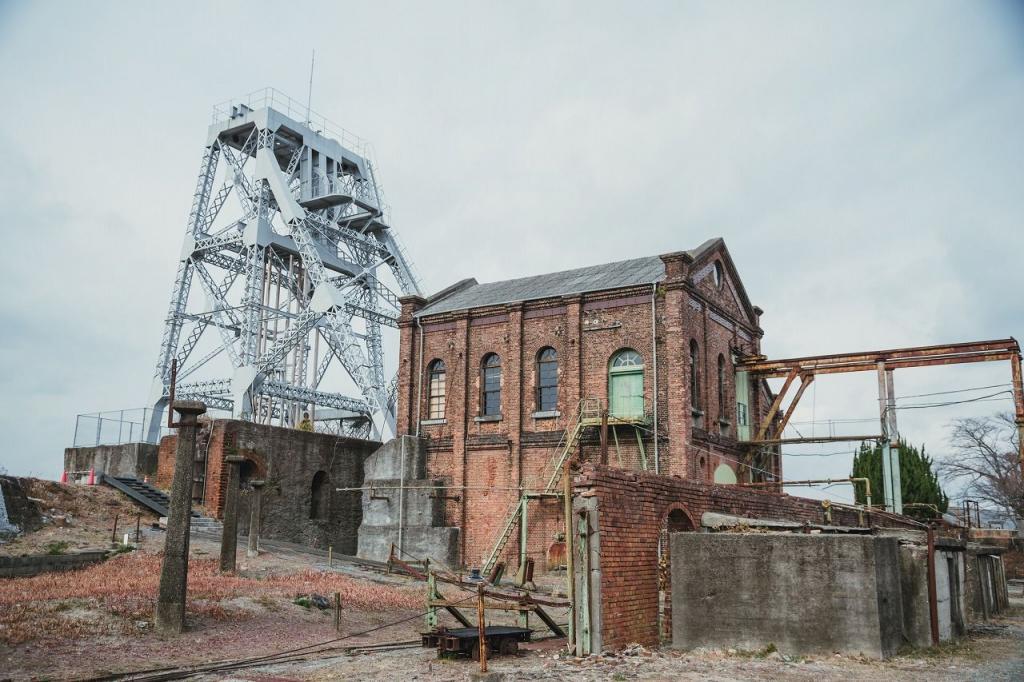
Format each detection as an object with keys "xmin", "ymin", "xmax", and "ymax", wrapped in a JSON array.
[{"xmin": 189, "ymin": 516, "xmax": 223, "ymax": 534}]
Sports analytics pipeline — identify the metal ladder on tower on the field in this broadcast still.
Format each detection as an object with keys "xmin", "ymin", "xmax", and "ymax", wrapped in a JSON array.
[{"xmin": 480, "ymin": 399, "xmax": 602, "ymax": 574}]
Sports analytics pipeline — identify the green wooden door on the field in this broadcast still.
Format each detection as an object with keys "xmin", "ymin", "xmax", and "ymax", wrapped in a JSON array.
[{"xmin": 609, "ymin": 370, "xmax": 644, "ymax": 419}]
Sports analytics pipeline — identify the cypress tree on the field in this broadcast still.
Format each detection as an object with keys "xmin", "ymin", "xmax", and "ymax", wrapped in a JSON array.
[{"xmin": 851, "ymin": 441, "xmax": 948, "ymax": 519}]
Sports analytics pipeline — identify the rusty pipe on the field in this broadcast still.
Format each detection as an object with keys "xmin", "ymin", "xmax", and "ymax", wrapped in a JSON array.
[{"xmin": 740, "ymin": 477, "xmax": 871, "ymax": 510}]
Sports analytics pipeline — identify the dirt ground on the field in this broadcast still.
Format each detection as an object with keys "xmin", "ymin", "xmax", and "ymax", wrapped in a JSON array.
[
  {"xmin": 0, "ymin": 478, "xmax": 158, "ymax": 556},
  {"xmin": 2, "ymin": 482, "xmax": 1023, "ymax": 680}
]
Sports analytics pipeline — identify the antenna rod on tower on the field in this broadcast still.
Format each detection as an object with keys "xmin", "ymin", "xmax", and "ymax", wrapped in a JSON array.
[{"xmin": 306, "ymin": 50, "xmax": 315, "ymax": 125}]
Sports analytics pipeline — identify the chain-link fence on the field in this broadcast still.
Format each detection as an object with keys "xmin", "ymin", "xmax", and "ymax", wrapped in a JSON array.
[{"xmin": 71, "ymin": 408, "xmax": 170, "ymax": 447}]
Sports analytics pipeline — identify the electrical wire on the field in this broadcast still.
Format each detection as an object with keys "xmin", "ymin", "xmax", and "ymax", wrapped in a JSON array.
[
  {"xmin": 895, "ymin": 390, "xmax": 1013, "ymax": 411},
  {"xmin": 781, "ymin": 449, "xmax": 858, "ymax": 457},
  {"xmin": 895, "ymin": 383, "xmax": 1011, "ymax": 401}
]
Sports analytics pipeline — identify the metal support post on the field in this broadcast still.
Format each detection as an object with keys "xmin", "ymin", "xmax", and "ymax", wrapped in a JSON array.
[
  {"xmin": 519, "ymin": 496, "xmax": 528, "ymax": 573},
  {"xmin": 477, "ymin": 583, "xmax": 488, "ymax": 672},
  {"xmin": 877, "ymin": 363, "xmax": 894, "ymax": 512},
  {"xmin": 563, "ymin": 460, "xmax": 575, "ymax": 653},
  {"xmin": 885, "ymin": 368, "xmax": 902, "ymax": 514}
]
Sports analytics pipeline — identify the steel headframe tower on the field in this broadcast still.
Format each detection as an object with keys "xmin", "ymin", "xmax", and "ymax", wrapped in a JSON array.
[{"xmin": 146, "ymin": 89, "xmax": 421, "ymax": 442}]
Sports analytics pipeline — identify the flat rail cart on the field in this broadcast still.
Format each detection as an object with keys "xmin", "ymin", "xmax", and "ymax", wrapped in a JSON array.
[{"xmin": 422, "ymin": 626, "xmax": 531, "ymax": 660}]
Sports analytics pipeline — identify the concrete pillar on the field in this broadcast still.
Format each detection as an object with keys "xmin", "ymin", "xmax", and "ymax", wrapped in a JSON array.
[
  {"xmin": 219, "ymin": 455, "xmax": 245, "ymax": 573},
  {"xmin": 247, "ymin": 479, "xmax": 265, "ymax": 558},
  {"xmin": 155, "ymin": 400, "xmax": 206, "ymax": 634}
]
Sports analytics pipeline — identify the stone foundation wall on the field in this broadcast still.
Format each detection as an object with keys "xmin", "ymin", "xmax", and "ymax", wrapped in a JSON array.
[{"xmin": 156, "ymin": 420, "xmax": 379, "ymax": 554}]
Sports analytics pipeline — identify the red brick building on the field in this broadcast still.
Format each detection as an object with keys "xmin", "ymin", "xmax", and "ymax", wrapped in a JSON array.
[{"xmin": 395, "ymin": 238, "xmax": 780, "ymax": 569}]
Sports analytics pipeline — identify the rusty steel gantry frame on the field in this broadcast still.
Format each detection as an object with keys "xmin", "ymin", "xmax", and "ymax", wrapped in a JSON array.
[{"xmin": 736, "ymin": 338, "xmax": 1024, "ymax": 514}]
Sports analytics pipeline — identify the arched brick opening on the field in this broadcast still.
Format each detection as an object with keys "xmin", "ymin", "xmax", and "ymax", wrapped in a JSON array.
[{"xmin": 659, "ymin": 502, "xmax": 697, "ymax": 642}]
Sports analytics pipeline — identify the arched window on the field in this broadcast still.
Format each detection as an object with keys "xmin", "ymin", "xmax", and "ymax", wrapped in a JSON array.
[
  {"xmin": 427, "ymin": 359, "xmax": 447, "ymax": 419},
  {"xmin": 712, "ymin": 261, "xmax": 724, "ymax": 288},
  {"xmin": 717, "ymin": 353, "xmax": 727, "ymax": 419},
  {"xmin": 310, "ymin": 470, "xmax": 329, "ymax": 520},
  {"xmin": 481, "ymin": 353, "xmax": 502, "ymax": 416},
  {"xmin": 536, "ymin": 347, "xmax": 558, "ymax": 412},
  {"xmin": 689, "ymin": 340, "xmax": 701, "ymax": 411},
  {"xmin": 713, "ymin": 463, "xmax": 737, "ymax": 485},
  {"xmin": 720, "ymin": 352, "xmax": 729, "ymax": 432},
  {"xmin": 609, "ymin": 349, "xmax": 644, "ymax": 419}
]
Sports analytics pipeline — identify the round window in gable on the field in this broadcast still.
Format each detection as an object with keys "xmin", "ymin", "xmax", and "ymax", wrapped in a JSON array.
[{"xmin": 712, "ymin": 261, "xmax": 724, "ymax": 288}]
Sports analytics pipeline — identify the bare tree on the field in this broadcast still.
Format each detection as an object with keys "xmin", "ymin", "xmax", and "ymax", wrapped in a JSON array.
[{"xmin": 937, "ymin": 413, "xmax": 1023, "ymax": 521}]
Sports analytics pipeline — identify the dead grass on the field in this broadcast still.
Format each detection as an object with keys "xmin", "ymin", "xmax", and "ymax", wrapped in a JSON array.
[{"xmin": 0, "ymin": 551, "xmax": 421, "ymax": 645}]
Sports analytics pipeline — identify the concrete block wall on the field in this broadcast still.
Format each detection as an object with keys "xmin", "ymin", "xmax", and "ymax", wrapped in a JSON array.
[
  {"xmin": 0, "ymin": 551, "xmax": 107, "ymax": 578},
  {"xmin": 357, "ymin": 435, "xmax": 460, "ymax": 567},
  {"xmin": 63, "ymin": 443, "xmax": 159, "ymax": 481},
  {"xmin": 670, "ymin": 534, "xmax": 905, "ymax": 659}
]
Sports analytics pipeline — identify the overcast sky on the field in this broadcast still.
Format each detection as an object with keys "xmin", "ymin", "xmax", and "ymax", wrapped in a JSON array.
[{"xmin": 0, "ymin": 1, "xmax": 1021, "ymax": 504}]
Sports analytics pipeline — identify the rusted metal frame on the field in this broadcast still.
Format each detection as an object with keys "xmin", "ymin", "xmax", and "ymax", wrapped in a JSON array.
[
  {"xmin": 737, "ymin": 339, "xmax": 1018, "ymax": 374},
  {"xmin": 772, "ymin": 373, "xmax": 814, "ymax": 440},
  {"xmin": 1011, "ymin": 353, "xmax": 1024, "ymax": 479},
  {"xmin": 387, "ymin": 544, "xmax": 428, "ymax": 581},
  {"xmin": 740, "ymin": 477, "xmax": 872, "ymax": 509},
  {"xmin": 748, "ymin": 434, "xmax": 882, "ymax": 446},
  {"xmin": 431, "ymin": 574, "xmax": 571, "ymax": 609},
  {"xmin": 744, "ymin": 347, "xmax": 1018, "ymax": 378},
  {"xmin": 431, "ymin": 598, "xmax": 535, "ymax": 612},
  {"xmin": 754, "ymin": 367, "xmax": 799, "ymax": 442},
  {"xmin": 749, "ymin": 351, "xmax": 1017, "ymax": 378},
  {"xmin": 563, "ymin": 460, "xmax": 575, "ymax": 652},
  {"xmin": 477, "ymin": 584, "xmax": 488, "ymax": 672}
]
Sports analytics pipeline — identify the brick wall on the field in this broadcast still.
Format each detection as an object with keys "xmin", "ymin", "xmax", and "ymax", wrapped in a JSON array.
[
  {"xmin": 394, "ymin": 243, "xmax": 772, "ymax": 569},
  {"xmin": 574, "ymin": 464, "xmax": 919, "ymax": 650}
]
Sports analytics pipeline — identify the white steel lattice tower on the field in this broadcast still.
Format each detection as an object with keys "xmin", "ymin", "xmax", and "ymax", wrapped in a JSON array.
[{"xmin": 147, "ymin": 90, "xmax": 421, "ymax": 441}]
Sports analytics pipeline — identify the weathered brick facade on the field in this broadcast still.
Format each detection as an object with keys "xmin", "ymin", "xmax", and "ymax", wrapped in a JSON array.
[
  {"xmin": 573, "ymin": 464, "xmax": 919, "ymax": 650},
  {"xmin": 395, "ymin": 239, "xmax": 781, "ymax": 569}
]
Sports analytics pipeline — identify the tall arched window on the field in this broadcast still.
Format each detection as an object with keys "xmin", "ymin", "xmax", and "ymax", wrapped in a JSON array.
[
  {"xmin": 310, "ymin": 470, "xmax": 329, "ymax": 520},
  {"xmin": 689, "ymin": 340, "xmax": 701, "ymax": 411},
  {"xmin": 609, "ymin": 349, "xmax": 644, "ymax": 419},
  {"xmin": 717, "ymin": 354, "xmax": 727, "ymax": 421},
  {"xmin": 427, "ymin": 359, "xmax": 447, "ymax": 419},
  {"xmin": 481, "ymin": 353, "xmax": 502, "ymax": 416},
  {"xmin": 536, "ymin": 347, "xmax": 558, "ymax": 412}
]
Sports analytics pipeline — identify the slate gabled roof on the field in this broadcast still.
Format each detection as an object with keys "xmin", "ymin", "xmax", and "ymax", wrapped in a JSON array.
[{"xmin": 416, "ymin": 238, "xmax": 722, "ymax": 317}]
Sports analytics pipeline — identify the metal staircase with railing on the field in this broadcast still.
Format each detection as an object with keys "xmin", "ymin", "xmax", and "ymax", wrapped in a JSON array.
[
  {"xmin": 480, "ymin": 399, "xmax": 649, "ymax": 574},
  {"xmin": 103, "ymin": 474, "xmax": 225, "ymax": 533}
]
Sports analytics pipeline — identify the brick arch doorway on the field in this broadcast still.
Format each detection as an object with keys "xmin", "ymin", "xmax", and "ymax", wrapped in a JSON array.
[{"xmin": 659, "ymin": 504, "xmax": 696, "ymax": 642}]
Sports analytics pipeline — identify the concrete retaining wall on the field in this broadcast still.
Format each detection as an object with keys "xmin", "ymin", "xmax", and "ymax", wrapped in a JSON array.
[
  {"xmin": 0, "ymin": 550, "xmax": 107, "ymax": 578},
  {"xmin": 357, "ymin": 436, "xmax": 460, "ymax": 567},
  {"xmin": 0, "ymin": 477, "xmax": 42, "ymax": 536},
  {"xmin": 63, "ymin": 443, "xmax": 159, "ymax": 481},
  {"xmin": 671, "ymin": 533, "xmax": 904, "ymax": 659}
]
